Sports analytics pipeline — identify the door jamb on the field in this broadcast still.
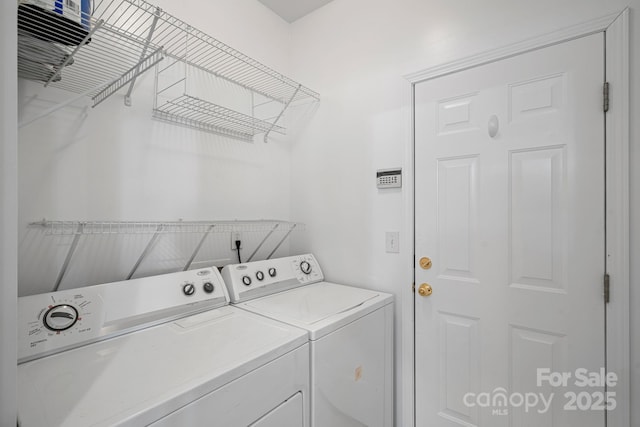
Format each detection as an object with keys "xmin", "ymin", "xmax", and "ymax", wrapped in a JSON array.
[{"xmin": 401, "ymin": 9, "xmax": 630, "ymax": 427}]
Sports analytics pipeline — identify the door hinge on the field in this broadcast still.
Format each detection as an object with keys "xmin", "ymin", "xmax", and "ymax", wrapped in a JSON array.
[
  {"xmin": 603, "ymin": 82, "xmax": 610, "ymax": 113},
  {"xmin": 412, "ymin": 282, "xmax": 415, "ymax": 293},
  {"xmin": 604, "ymin": 273, "xmax": 610, "ymax": 303}
]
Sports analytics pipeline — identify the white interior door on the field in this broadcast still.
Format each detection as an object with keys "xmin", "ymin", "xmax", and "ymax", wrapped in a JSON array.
[{"xmin": 414, "ymin": 33, "xmax": 606, "ymax": 427}]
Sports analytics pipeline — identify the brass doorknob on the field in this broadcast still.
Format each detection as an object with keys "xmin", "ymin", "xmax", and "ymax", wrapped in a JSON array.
[{"xmin": 418, "ymin": 283, "xmax": 432, "ymax": 297}]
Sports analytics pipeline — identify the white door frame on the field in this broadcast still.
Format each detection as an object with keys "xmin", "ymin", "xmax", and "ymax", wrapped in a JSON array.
[{"xmin": 400, "ymin": 10, "xmax": 630, "ymax": 427}]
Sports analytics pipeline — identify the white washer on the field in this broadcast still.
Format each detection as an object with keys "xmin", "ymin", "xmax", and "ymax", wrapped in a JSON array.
[
  {"xmin": 222, "ymin": 254, "xmax": 394, "ymax": 427},
  {"xmin": 17, "ymin": 267, "xmax": 310, "ymax": 427}
]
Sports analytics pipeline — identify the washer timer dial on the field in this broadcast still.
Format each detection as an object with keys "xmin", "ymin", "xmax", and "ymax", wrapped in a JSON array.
[
  {"xmin": 300, "ymin": 261, "xmax": 312, "ymax": 275},
  {"xmin": 43, "ymin": 304, "xmax": 79, "ymax": 331},
  {"xmin": 292, "ymin": 256, "xmax": 322, "ymax": 283},
  {"xmin": 18, "ymin": 288, "xmax": 105, "ymax": 362}
]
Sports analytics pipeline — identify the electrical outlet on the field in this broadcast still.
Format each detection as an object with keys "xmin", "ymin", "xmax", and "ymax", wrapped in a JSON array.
[{"xmin": 231, "ymin": 231, "xmax": 242, "ymax": 250}]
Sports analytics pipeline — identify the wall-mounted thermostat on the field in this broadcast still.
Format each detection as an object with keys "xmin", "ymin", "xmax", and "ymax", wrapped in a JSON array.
[{"xmin": 376, "ymin": 168, "xmax": 402, "ymax": 189}]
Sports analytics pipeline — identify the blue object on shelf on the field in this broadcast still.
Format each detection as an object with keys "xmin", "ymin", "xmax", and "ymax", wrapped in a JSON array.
[{"xmin": 17, "ymin": 0, "xmax": 92, "ymax": 46}]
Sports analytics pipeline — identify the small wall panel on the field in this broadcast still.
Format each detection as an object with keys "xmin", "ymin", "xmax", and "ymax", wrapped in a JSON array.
[
  {"xmin": 437, "ymin": 156, "xmax": 479, "ymax": 283},
  {"xmin": 438, "ymin": 312, "xmax": 480, "ymax": 426},
  {"xmin": 509, "ymin": 147, "xmax": 566, "ymax": 293}
]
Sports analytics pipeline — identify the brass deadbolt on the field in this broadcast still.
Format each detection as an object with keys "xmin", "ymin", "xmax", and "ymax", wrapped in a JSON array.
[
  {"xmin": 418, "ymin": 283, "xmax": 432, "ymax": 297},
  {"xmin": 419, "ymin": 257, "xmax": 432, "ymax": 270}
]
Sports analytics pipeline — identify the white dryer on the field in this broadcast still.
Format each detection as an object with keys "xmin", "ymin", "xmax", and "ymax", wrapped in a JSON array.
[
  {"xmin": 222, "ymin": 254, "xmax": 394, "ymax": 427},
  {"xmin": 17, "ymin": 267, "xmax": 309, "ymax": 427}
]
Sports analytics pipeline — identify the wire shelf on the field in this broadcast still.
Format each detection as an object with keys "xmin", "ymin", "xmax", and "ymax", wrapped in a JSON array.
[
  {"xmin": 17, "ymin": 0, "xmax": 319, "ymax": 125},
  {"xmin": 29, "ymin": 219, "xmax": 304, "ymax": 235},
  {"xmin": 29, "ymin": 219, "xmax": 305, "ymax": 289},
  {"xmin": 92, "ymin": 0, "xmax": 319, "ymax": 104},
  {"xmin": 153, "ymin": 94, "xmax": 285, "ymax": 141}
]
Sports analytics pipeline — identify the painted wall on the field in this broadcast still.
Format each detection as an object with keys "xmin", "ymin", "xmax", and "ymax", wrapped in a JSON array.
[
  {"xmin": 17, "ymin": 0, "xmax": 297, "ymax": 295},
  {"xmin": 1, "ymin": 0, "xmax": 18, "ymax": 424},
  {"xmin": 288, "ymin": 1, "xmax": 639, "ymax": 425}
]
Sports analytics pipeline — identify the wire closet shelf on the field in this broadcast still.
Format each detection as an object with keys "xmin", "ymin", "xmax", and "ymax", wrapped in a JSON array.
[
  {"xmin": 30, "ymin": 219, "xmax": 305, "ymax": 290},
  {"xmin": 17, "ymin": 0, "xmax": 320, "ymax": 139},
  {"xmin": 29, "ymin": 219, "xmax": 304, "ymax": 235}
]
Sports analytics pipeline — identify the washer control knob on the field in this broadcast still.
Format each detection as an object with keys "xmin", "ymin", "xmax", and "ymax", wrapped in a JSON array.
[
  {"xmin": 268, "ymin": 267, "xmax": 277, "ymax": 278},
  {"xmin": 242, "ymin": 275, "xmax": 252, "ymax": 286},
  {"xmin": 183, "ymin": 283, "xmax": 196, "ymax": 296},
  {"xmin": 300, "ymin": 261, "xmax": 312, "ymax": 275},
  {"xmin": 43, "ymin": 304, "xmax": 79, "ymax": 331},
  {"xmin": 203, "ymin": 282, "xmax": 215, "ymax": 293},
  {"xmin": 256, "ymin": 271, "xmax": 265, "ymax": 281}
]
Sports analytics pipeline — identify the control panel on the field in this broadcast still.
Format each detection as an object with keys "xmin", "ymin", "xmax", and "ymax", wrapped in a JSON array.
[
  {"xmin": 376, "ymin": 168, "xmax": 402, "ymax": 189},
  {"xmin": 18, "ymin": 267, "xmax": 229, "ymax": 363},
  {"xmin": 221, "ymin": 254, "xmax": 324, "ymax": 303}
]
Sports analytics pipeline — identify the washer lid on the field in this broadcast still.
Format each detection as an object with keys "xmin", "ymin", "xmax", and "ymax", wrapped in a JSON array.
[
  {"xmin": 241, "ymin": 282, "xmax": 393, "ymax": 339},
  {"xmin": 17, "ymin": 306, "xmax": 308, "ymax": 427}
]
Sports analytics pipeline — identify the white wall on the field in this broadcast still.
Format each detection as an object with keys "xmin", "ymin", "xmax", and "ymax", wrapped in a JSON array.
[
  {"xmin": 1, "ymin": 0, "xmax": 17, "ymax": 424},
  {"xmin": 17, "ymin": 0, "xmax": 297, "ymax": 295},
  {"xmin": 288, "ymin": 1, "xmax": 639, "ymax": 425}
]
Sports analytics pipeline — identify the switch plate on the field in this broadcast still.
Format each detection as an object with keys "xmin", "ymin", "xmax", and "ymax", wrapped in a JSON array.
[{"xmin": 385, "ymin": 232, "xmax": 399, "ymax": 253}]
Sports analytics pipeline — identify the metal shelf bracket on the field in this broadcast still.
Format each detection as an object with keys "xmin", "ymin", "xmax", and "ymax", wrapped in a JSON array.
[
  {"xmin": 93, "ymin": 46, "xmax": 164, "ymax": 107},
  {"xmin": 53, "ymin": 222, "xmax": 85, "ymax": 291},
  {"xmin": 263, "ymin": 84, "xmax": 301, "ymax": 143},
  {"xmin": 183, "ymin": 224, "xmax": 216, "ymax": 271},
  {"xmin": 124, "ymin": 7, "xmax": 161, "ymax": 107},
  {"xmin": 127, "ymin": 224, "xmax": 164, "ymax": 280}
]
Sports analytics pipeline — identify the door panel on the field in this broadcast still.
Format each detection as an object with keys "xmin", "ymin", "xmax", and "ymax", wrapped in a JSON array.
[
  {"xmin": 415, "ymin": 33, "xmax": 605, "ymax": 427},
  {"xmin": 510, "ymin": 147, "xmax": 566, "ymax": 291}
]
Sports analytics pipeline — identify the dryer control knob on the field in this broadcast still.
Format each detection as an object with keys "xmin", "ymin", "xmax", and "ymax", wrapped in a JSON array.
[
  {"xmin": 203, "ymin": 282, "xmax": 214, "ymax": 293},
  {"xmin": 242, "ymin": 275, "xmax": 252, "ymax": 286},
  {"xmin": 183, "ymin": 283, "xmax": 196, "ymax": 296},
  {"xmin": 268, "ymin": 267, "xmax": 277, "ymax": 277},
  {"xmin": 300, "ymin": 261, "xmax": 312, "ymax": 275}
]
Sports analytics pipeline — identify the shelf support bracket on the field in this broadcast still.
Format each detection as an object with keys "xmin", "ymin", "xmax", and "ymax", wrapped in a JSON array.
[
  {"xmin": 246, "ymin": 223, "xmax": 279, "ymax": 262},
  {"xmin": 93, "ymin": 46, "xmax": 164, "ymax": 107},
  {"xmin": 127, "ymin": 224, "xmax": 164, "ymax": 280},
  {"xmin": 53, "ymin": 223, "xmax": 85, "ymax": 291},
  {"xmin": 44, "ymin": 20, "xmax": 104, "ymax": 88},
  {"xmin": 124, "ymin": 7, "xmax": 162, "ymax": 107},
  {"xmin": 263, "ymin": 84, "xmax": 301, "ymax": 143},
  {"xmin": 267, "ymin": 223, "xmax": 297, "ymax": 259},
  {"xmin": 183, "ymin": 224, "xmax": 215, "ymax": 271}
]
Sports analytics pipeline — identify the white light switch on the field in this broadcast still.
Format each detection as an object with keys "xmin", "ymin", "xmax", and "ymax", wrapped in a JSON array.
[{"xmin": 385, "ymin": 232, "xmax": 399, "ymax": 253}]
